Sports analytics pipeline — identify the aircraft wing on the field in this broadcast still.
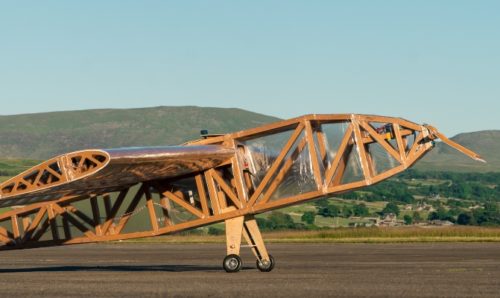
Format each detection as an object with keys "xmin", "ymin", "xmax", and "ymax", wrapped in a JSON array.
[{"xmin": 0, "ymin": 145, "xmax": 234, "ymax": 208}]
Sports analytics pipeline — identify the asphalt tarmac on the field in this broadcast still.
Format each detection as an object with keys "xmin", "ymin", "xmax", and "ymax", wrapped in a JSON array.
[{"xmin": 0, "ymin": 242, "xmax": 498, "ymax": 297}]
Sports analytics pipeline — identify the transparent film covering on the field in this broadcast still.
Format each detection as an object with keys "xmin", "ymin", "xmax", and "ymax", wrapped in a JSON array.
[
  {"xmin": 321, "ymin": 122, "xmax": 350, "ymax": 165},
  {"xmin": 241, "ymin": 129, "xmax": 294, "ymax": 188},
  {"xmin": 322, "ymin": 122, "xmax": 365, "ymax": 184},
  {"xmin": 364, "ymin": 122, "xmax": 401, "ymax": 175},
  {"xmin": 366, "ymin": 141, "xmax": 399, "ymax": 175},
  {"xmin": 167, "ymin": 200, "xmax": 199, "ymax": 225},
  {"xmin": 241, "ymin": 127, "xmax": 320, "ymax": 202},
  {"xmin": 117, "ymin": 176, "xmax": 205, "ymax": 233},
  {"xmin": 268, "ymin": 133, "xmax": 317, "ymax": 202},
  {"xmin": 163, "ymin": 176, "xmax": 205, "ymax": 225},
  {"xmin": 340, "ymin": 142, "xmax": 364, "ymax": 184}
]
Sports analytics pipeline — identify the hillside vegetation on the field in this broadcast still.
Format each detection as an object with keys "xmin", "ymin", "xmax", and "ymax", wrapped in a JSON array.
[
  {"xmin": 0, "ymin": 106, "xmax": 279, "ymax": 159},
  {"xmin": 416, "ymin": 130, "xmax": 500, "ymax": 172},
  {"xmin": 0, "ymin": 159, "xmax": 39, "ymax": 180},
  {"xmin": 0, "ymin": 107, "xmax": 497, "ymax": 173}
]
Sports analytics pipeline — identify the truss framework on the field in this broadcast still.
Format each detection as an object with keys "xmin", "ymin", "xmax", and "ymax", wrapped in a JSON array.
[
  {"xmin": 0, "ymin": 114, "xmax": 483, "ymax": 272},
  {"xmin": 0, "ymin": 150, "xmax": 109, "ymax": 203}
]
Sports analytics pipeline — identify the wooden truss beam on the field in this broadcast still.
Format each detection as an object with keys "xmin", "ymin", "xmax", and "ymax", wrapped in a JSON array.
[{"xmin": 0, "ymin": 114, "xmax": 476, "ymax": 250}]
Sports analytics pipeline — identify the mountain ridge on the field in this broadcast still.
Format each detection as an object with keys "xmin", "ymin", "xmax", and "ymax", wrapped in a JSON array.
[
  {"xmin": 0, "ymin": 106, "xmax": 279, "ymax": 159},
  {"xmin": 0, "ymin": 107, "xmax": 497, "ymax": 172},
  {"xmin": 414, "ymin": 130, "xmax": 500, "ymax": 172}
]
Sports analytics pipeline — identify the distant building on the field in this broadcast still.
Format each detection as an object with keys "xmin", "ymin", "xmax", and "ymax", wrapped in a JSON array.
[
  {"xmin": 347, "ymin": 217, "xmax": 378, "ymax": 227},
  {"xmin": 429, "ymin": 220, "xmax": 454, "ymax": 226},
  {"xmin": 468, "ymin": 205, "xmax": 481, "ymax": 210},
  {"xmin": 416, "ymin": 203, "xmax": 435, "ymax": 212},
  {"xmin": 378, "ymin": 213, "xmax": 404, "ymax": 227}
]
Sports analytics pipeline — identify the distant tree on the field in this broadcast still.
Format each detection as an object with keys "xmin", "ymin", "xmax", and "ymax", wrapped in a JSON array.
[
  {"xmin": 318, "ymin": 205, "xmax": 340, "ymax": 217},
  {"xmin": 484, "ymin": 202, "xmax": 498, "ymax": 213},
  {"xmin": 318, "ymin": 207, "xmax": 328, "ymax": 217},
  {"xmin": 341, "ymin": 192, "xmax": 360, "ymax": 200},
  {"xmin": 208, "ymin": 226, "xmax": 224, "ymax": 235},
  {"xmin": 342, "ymin": 206, "xmax": 354, "ymax": 217},
  {"xmin": 347, "ymin": 171, "xmax": 499, "ymax": 204},
  {"xmin": 353, "ymin": 203, "xmax": 369, "ymax": 217},
  {"xmin": 267, "ymin": 211, "xmax": 297, "ymax": 229},
  {"xmin": 382, "ymin": 202, "xmax": 400, "ymax": 216},
  {"xmin": 448, "ymin": 207, "xmax": 462, "ymax": 217},
  {"xmin": 412, "ymin": 211, "xmax": 422, "ymax": 222},
  {"xmin": 429, "ymin": 207, "xmax": 455, "ymax": 222},
  {"xmin": 447, "ymin": 199, "xmax": 471, "ymax": 209},
  {"xmin": 449, "ymin": 181, "xmax": 473, "ymax": 200},
  {"xmin": 314, "ymin": 198, "xmax": 329, "ymax": 208},
  {"xmin": 436, "ymin": 207, "xmax": 448, "ymax": 220},
  {"xmin": 457, "ymin": 213, "xmax": 472, "ymax": 225},
  {"xmin": 472, "ymin": 202, "xmax": 500, "ymax": 226},
  {"xmin": 429, "ymin": 200, "xmax": 441, "ymax": 208},
  {"xmin": 301, "ymin": 211, "xmax": 316, "ymax": 225},
  {"xmin": 403, "ymin": 214, "xmax": 413, "ymax": 225},
  {"xmin": 330, "ymin": 205, "xmax": 341, "ymax": 217},
  {"xmin": 256, "ymin": 217, "xmax": 275, "ymax": 231},
  {"xmin": 398, "ymin": 193, "xmax": 415, "ymax": 204},
  {"xmin": 428, "ymin": 212, "xmax": 439, "ymax": 221}
]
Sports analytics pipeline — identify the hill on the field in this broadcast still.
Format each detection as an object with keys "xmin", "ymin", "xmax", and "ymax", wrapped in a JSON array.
[
  {"xmin": 0, "ymin": 106, "xmax": 279, "ymax": 160},
  {"xmin": 415, "ymin": 130, "xmax": 500, "ymax": 172},
  {"xmin": 0, "ymin": 107, "xmax": 497, "ymax": 172}
]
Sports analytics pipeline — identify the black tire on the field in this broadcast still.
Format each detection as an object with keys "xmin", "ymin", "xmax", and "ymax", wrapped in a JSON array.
[
  {"xmin": 223, "ymin": 254, "xmax": 242, "ymax": 273},
  {"xmin": 256, "ymin": 254, "xmax": 275, "ymax": 272}
]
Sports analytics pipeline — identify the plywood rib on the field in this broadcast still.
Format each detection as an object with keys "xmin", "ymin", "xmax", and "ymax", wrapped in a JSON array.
[{"xmin": 0, "ymin": 146, "xmax": 234, "ymax": 207}]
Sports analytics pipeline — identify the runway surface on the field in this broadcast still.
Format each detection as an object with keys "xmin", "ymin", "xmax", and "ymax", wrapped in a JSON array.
[{"xmin": 0, "ymin": 242, "xmax": 499, "ymax": 297}]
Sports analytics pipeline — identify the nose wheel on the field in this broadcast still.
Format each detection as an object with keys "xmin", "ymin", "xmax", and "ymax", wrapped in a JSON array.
[{"xmin": 223, "ymin": 254, "xmax": 243, "ymax": 273}]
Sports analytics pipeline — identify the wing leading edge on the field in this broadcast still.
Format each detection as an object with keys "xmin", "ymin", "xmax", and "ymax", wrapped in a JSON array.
[{"xmin": 0, "ymin": 145, "xmax": 234, "ymax": 207}]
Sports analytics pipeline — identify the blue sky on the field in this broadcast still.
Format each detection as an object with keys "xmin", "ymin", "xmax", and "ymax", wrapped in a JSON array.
[{"xmin": 0, "ymin": 1, "xmax": 498, "ymax": 135}]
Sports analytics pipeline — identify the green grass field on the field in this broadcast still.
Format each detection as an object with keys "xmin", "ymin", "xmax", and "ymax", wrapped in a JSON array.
[
  {"xmin": 0, "ymin": 159, "xmax": 40, "ymax": 178},
  {"xmin": 121, "ymin": 226, "xmax": 500, "ymax": 244}
]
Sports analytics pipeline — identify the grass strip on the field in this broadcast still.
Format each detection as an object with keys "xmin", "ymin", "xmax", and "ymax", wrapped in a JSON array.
[{"xmin": 116, "ymin": 226, "xmax": 500, "ymax": 244}]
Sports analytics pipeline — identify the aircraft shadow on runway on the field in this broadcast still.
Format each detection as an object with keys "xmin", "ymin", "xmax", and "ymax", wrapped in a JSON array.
[{"xmin": 0, "ymin": 264, "xmax": 255, "ymax": 273}]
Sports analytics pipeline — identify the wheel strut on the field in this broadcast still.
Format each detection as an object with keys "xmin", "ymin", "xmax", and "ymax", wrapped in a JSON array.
[{"xmin": 223, "ymin": 215, "xmax": 276, "ymax": 273}]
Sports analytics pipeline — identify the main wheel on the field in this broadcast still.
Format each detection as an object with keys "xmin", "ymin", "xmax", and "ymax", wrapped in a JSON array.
[
  {"xmin": 223, "ymin": 254, "xmax": 242, "ymax": 273},
  {"xmin": 256, "ymin": 254, "xmax": 275, "ymax": 272}
]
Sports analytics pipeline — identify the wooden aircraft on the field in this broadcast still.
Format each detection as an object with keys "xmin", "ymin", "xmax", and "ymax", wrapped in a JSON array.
[{"xmin": 0, "ymin": 114, "xmax": 484, "ymax": 272}]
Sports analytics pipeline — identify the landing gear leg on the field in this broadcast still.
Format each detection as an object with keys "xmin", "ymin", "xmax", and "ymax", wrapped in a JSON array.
[
  {"xmin": 223, "ymin": 216, "xmax": 244, "ymax": 273},
  {"xmin": 223, "ymin": 215, "xmax": 275, "ymax": 273},
  {"xmin": 243, "ymin": 216, "xmax": 275, "ymax": 272}
]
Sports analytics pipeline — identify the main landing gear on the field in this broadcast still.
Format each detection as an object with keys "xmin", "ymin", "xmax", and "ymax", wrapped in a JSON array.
[
  {"xmin": 223, "ymin": 254, "xmax": 242, "ymax": 273},
  {"xmin": 222, "ymin": 215, "xmax": 275, "ymax": 273},
  {"xmin": 256, "ymin": 254, "xmax": 275, "ymax": 272}
]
